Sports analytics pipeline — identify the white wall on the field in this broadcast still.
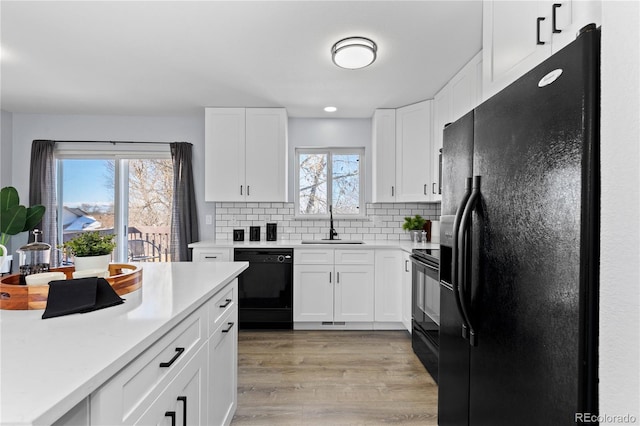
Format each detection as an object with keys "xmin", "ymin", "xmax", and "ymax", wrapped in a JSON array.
[
  {"xmin": 600, "ymin": 2, "xmax": 640, "ymax": 423},
  {"xmin": 287, "ymin": 118, "xmax": 372, "ymax": 202},
  {"xmin": 1, "ymin": 110, "xmax": 13, "ymax": 189},
  {"xmin": 9, "ymin": 112, "xmax": 218, "ymax": 243}
]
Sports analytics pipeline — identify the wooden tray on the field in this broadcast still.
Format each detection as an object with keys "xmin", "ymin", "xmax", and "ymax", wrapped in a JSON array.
[{"xmin": 0, "ymin": 263, "xmax": 142, "ymax": 310}]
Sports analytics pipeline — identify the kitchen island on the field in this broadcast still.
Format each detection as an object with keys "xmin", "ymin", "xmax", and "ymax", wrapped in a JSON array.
[{"xmin": 0, "ymin": 261, "xmax": 248, "ymax": 426}]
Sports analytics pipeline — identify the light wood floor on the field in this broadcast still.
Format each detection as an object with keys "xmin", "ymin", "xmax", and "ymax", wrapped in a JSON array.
[{"xmin": 231, "ymin": 330, "xmax": 438, "ymax": 425}]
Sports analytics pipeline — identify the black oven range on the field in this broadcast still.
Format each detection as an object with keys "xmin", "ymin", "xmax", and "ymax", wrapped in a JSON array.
[{"xmin": 410, "ymin": 248, "xmax": 440, "ymax": 383}]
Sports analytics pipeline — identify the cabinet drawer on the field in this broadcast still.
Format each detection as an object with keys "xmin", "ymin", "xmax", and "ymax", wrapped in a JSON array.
[
  {"xmin": 208, "ymin": 280, "xmax": 237, "ymax": 336},
  {"xmin": 294, "ymin": 249, "xmax": 333, "ymax": 264},
  {"xmin": 91, "ymin": 305, "xmax": 207, "ymax": 425},
  {"xmin": 134, "ymin": 344, "xmax": 208, "ymax": 426},
  {"xmin": 335, "ymin": 249, "xmax": 374, "ymax": 265},
  {"xmin": 193, "ymin": 248, "xmax": 231, "ymax": 262}
]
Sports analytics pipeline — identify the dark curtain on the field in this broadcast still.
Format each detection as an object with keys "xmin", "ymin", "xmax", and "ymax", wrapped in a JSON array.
[
  {"xmin": 29, "ymin": 140, "xmax": 57, "ymax": 248},
  {"xmin": 170, "ymin": 142, "xmax": 199, "ymax": 261}
]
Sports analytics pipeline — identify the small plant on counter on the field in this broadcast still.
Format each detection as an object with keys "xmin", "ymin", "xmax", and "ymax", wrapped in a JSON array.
[
  {"xmin": 402, "ymin": 215, "xmax": 427, "ymax": 231},
  {"xmin": 0, "ymin": 186, "xmax": 46, "ymax": 255},
  {"xmin": 60, "ymin": 231, "xmax": 117, "ymax": 257}
]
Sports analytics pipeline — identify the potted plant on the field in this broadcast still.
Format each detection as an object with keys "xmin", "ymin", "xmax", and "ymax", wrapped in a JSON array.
[
  {"xmin": 60, "ymin": 231, "xmax": 116, "ymax": 272},
  {"xmin": 402, "ymin": 215, "xmax": 427, "ymax": 242},
  {"xmin": 0, "ymin": 186, "xmax": 46, "ymax": 273}
]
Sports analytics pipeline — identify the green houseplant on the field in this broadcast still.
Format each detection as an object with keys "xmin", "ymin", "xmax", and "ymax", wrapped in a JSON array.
[
  {"xmin": 402, "ymin": 215, "xmax": 427, "ymax": 242},
  {"xmin": 0, "ymin": 186, "xmax": 46, "ymax": 270},
  {"xmin": 60, "ymin": 231, "xmax": 116, "ymax": 272}
]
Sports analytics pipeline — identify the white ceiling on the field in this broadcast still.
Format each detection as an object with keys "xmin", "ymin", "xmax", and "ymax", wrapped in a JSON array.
[{"xmin": 0, "ymin": 1, "xmax": 483, "ymax": 118}]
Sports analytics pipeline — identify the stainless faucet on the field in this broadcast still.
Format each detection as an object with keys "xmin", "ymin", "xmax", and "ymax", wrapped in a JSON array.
[{"xmin": 329, "ymin": 205, "xmax": 338, "ymax": 240}]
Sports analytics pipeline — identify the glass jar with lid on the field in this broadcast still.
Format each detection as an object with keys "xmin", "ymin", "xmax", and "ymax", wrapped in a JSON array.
[{"xmin": 16, "ymin": 229, "xmax": 51, "ymax": 284}]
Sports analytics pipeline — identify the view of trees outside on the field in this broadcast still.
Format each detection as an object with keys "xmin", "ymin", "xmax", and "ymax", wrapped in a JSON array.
[
  {"xmin": 61, "ymin": 158, "xmax": 173, "ymax": 262},
  {"xmin": 298, "ymin": 151, "xmax": 360, "ymax": 215},
  {"xmin": 299, "ymin": 153, "xmax": 328, "ymax": 214}
]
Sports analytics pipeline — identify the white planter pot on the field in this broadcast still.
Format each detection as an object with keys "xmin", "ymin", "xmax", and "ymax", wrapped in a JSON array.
[{"xmin": 74, "ymin": 254, "xmax": 111, "ymax": 273}]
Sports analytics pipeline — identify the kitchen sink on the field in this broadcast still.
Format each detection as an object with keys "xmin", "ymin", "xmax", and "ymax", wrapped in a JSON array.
[{"xmin": 301, "ymin": 240, "xmax": 364, "ymax": 244}]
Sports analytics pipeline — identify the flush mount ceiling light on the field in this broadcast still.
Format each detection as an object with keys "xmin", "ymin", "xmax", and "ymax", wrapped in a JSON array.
[
  {"xmin": 331, "ymin": 37, "xmax": 377, "ymax": 70},
  {"xmin": 324, "ymin": 106, "xmax": 337, "ymax": 112}
]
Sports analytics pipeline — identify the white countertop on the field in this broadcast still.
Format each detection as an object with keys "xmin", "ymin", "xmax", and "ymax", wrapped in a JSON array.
[
  {"xmin": 0, "ymin": 261, "xmax": 248, "ymax": 426},
  {"xmin": 189, "ymin": 239, "xmax": 440, "ymax": 253}
]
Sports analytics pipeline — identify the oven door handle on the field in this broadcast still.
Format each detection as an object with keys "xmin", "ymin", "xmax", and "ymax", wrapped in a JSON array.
[
  {"xmin": 452, "ymin": 177, "xmax": 472, "ymax": 340},
  {"xmin": 457, "ymin": 176, "xmax": 481, "ymax": 346}
]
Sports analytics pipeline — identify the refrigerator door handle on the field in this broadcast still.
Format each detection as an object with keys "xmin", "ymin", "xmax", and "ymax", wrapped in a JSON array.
[
  {"xmin": 452, "ymin": 177, "xmax": 473, "ymax": 340},
  {"xmin": 457, "ymin": 175, "xmax": 481, "ymax": 346}
]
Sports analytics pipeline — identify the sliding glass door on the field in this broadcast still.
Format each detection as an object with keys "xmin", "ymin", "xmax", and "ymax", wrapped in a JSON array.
[{"xmin": 58, "ymin": 157, "xmax": 172, "ymax": 263}]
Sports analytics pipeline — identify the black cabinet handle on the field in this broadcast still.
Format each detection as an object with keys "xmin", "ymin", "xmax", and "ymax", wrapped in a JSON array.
[
  {"xmin": 240, "ymin": 185, "xmax": 243, "ymax": 195},
  {"xmin": 219, "ymin": 298, "xmax": 232, "ymax": 308},
  {"xmin": 423, "ymin": 184, "xmax": 427, "ymax": 195},
  {"xmin": 391, "ymin": 186, "xmax": 394, "ymax": 197},
  {"xmin": 329, "ymin": 272, "xmax": 332, "ymax": 283},
  {"xmin": 159, "ymin": 347, "xmax": 185, "ymax": 368},
  {"xmin": 537, "ymin": 17, "xmax": 546, "ymax": 45},
  {"xmin": 247, "ymin": 185, "xmax": 250, "ymax": 196},
  {"xmin": 337, "ymin": 272, "xmax": 340, "ymax": 283},
  {"xmin": 552, "ymin": 3, "xmax": 562, "ymax": 33},
  {"xmin": 205, "ymin": 256, "xmax": 217, "ymax": 259},
  {"xmin": 432, "ymin": 183, "xmax": 437, "ymax": 194},
  {"xmin": 165, "ymin": 411, "xmax": 176, "ymax": 426},
  {"xmin": 177, "ymin": 396, "xmax": 187, "ymax": 426},
  {"xmin": 222, "ymin": 322, "xmax": 235, "ymax": 333},
  {"xmin": 405, "ymin": 259, "xmax": 410, "ymax": 273}
]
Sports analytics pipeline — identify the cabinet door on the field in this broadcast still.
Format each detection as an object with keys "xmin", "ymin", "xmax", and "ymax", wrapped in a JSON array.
[
  {"xmin": 401, "ymin": 252, "xmax": 412, "ymax": 332},
  {"xmin": 550, "ymin": 1, "xmax": 601, "ymax": 54},
  {"xmin": 245, "ymin": 108, "xmax": 288, "ymax": 202},
  {"xmin": 432, "ymin": 86, "xmax": 452, "ymax": 203},
  {"xmin": 205, "ymin": 108, "xmax": 246, "ymax": 202},
  {"xmin": 371, "ymin": 109, "xmax": 397, "ymax": 202},
  {"xmin": 482, "ymin": 1, "xmax": 552, "ymax": 100},
  {"xmin": 334, "ymin": 265, "xmax": 374, "ymax": 322},
  {"xmin": 294, "ymin": 264, "xmax": 334, "ymax": 322},
  {"xmin": 395, "ymin": 100, "xmax": 433, "ymax": 202},
  {"xmin": 209, "ymin": 307, "xmax": 238, "ymax": 426},
  {"xmin": 134, "ymin": 345, "xmax": 207, "ymax": 426},
  {"xmin": 374, "ymin": 250, "xmax": 403, "ymax": 322}
]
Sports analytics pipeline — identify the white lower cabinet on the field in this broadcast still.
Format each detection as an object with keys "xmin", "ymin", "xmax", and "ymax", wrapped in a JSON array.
[
  {"xmin": 134, "ymin": 344, "xmax": 207, "ymax": 426},
  {"xmin": 90, "ymin": 280, "xmax": 238, "ymax": 426},
  {"xmin": 294, "ymin": 249, "xmax": 374, "ymax": 326},
  {"xmin": 208, "ymin": 307, "xmax": 238, "ymax": 426},
  {"xmin": 401, "ymin": 251, "xmax": 413, "ymax": 332},
  {"xmin": 374, "ymin": 250, "xmax": 403, "ymax": 324}
]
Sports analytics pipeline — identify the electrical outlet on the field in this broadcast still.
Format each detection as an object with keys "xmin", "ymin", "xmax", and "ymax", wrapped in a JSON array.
[{"xmin": 205, "ymin": 215, "xmax": 212, "ymax": 225}]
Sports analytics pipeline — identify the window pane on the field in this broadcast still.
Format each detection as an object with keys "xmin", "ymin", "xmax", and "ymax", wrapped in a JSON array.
[
  {"xmin": 299, "ymin": 153, "xmax": 327, "ymax": 214},
  {"xmin": 127, "ymin": 159, "xmax": 173, "ymax": 262},
  {"xmin": 332, "ymin": 154, "xmax": 360, "ymax": 214},
  {"xmin": 61, "ymin": 159, "xmax": 115, "ymax": 264}
]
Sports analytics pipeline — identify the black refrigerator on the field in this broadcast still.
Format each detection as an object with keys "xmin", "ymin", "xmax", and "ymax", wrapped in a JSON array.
[{"xmin": 438, "ymin": 25, "xmax": 599, "ymax": 425}]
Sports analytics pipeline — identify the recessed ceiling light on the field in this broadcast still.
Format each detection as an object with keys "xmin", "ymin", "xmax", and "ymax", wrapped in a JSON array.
[
  {"xmin": 331, "ymin": 37, "xmax": 377, "ymax": 70},
  {"xmin": 324, "ymin": 106, "xmax": 337, "ymax": 112}
]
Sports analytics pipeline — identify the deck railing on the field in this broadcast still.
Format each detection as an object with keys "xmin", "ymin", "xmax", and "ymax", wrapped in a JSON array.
[{"xmin": 62, "ymin": 228, "xmax": 172, "ymax": 263}]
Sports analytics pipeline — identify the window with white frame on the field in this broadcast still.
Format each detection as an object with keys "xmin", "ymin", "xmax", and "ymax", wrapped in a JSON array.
[
  {"xmin": 295, "ymin": 148, "xmax": 364, "ymax": 217},
  {"xmin": 55, "ymin": 142, "xmax": 173, "ymax": 263}
]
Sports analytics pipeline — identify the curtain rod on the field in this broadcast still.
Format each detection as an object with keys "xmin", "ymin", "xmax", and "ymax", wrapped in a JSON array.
[{"xmin": 37, "ymin": 139, "xmax": 190, "ymax": 145}]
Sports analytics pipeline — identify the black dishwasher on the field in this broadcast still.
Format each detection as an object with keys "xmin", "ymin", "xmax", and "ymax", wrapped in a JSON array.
[{"xmin": 234, "ymin": 248, "xmax": 293, "ymax": 329}]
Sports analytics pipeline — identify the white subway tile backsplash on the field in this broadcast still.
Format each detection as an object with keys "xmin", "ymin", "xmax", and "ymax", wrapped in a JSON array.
[{"xmin": 213, "ymin": 202, "xmax": 440, "ymax": 241}]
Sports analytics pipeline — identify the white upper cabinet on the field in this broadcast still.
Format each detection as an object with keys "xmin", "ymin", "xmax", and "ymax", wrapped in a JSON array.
[
  {"xmin": 371, "ymin": 109, "xmax": 397, "ymax": 203},
  {"xmin": 205, "ymin": 108, "xmax": 245, "ymax": 202},
  {"xmin": 483, "ymin": 0, "xmax": 601, "ymax": 100},
  {"xmin": 395, "ymin": 100, "xmax": 434, "ymax": 202},
  {"xmin": 205, "ymin": 107, "xmax": 288, "ymax": 202},
  {"xmin": 431, "ymin": 51, "xmax": 482, "ymax": 202},
  {"xmin": 245, "ymin": 108, "xmax": 288, "ymax": 202}
]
